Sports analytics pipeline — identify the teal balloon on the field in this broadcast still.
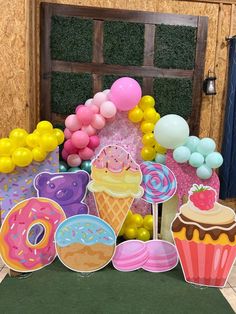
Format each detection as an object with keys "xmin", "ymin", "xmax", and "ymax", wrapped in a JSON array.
[
  {"xmin": 59, "ymin": 161, "xmax": 68, "ymax": 172},
  {"xmin": 184, "ymin": 136, "xmax": 200, "ymax": 153},
  {"xmin": 80, "ymin": 160, "xmax": 91, "ymax": 174},
  {"xmin": 189, "ymin": 152, "xmax": 204, "ymax": 168},
  {"xmin": 155, "ymin": 153, "xmax": 166, "ymax": 164},
  {"xmin": 173, "ymin": 146, "xmax": 191, "ymax": 163},
  {"xmin": 197, "ymin": 138, "xmax": 216, "ymax": 156},
  {"xmin": 68, "ymin": 167, "xmax": 80, "ymax": 172},
  {"xmin": 205, "ymin": 152, "xmax": 223, "ymax": 169},
  {"xmin": 196, "ymin": 164, "xmax": 212, "ymax": 179}
]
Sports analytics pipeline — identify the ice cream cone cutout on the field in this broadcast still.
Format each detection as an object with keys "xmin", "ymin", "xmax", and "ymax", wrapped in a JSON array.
[{"xmin": 88, "ymin": 145, "xmax": 144, "ymax": 235}]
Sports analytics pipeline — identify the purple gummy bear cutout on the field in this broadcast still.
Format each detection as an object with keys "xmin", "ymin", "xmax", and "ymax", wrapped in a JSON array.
[{"xmin": 34, "ymin": 171, "xmax": 89, "ymax": 217}]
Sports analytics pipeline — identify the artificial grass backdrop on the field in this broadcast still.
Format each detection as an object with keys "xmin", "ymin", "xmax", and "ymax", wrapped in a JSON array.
[{"xmin": 0, "ymin": 259, "xmax": 233, "ymax": 314}]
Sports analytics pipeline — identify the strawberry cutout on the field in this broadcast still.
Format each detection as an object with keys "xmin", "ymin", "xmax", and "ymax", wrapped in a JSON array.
[{"xmin": 189, "ymin": 184, "xmax": 216, "ymax": 211}]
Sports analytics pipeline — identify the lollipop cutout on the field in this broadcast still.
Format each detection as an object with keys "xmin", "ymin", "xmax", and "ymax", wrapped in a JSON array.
[{"xmin": 140, "ymin": 162, "xmax": 177, "ymax": 239}]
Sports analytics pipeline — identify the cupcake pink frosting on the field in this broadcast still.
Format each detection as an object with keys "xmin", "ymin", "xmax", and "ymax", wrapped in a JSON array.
[{"xmin": 93, "ymin": 145, "xmax": 140, "ymax": 172}]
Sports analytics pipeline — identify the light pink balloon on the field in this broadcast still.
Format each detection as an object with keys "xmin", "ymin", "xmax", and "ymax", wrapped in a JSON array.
[
  {"xmin": 67, "ymin": 154, "xmax": 82, "ymax": 167},
  {"xmin": 71, "ymin": 130, "xmax": 89, "ymax": 149},
  {"xmin": 100, "ymin": 101, "xmax": 117, "ymax": 118},
  {"xmin": 84, "ymin": 98, "xmax": 93, "ymax": 106},
  {"xmin": 76, "ymin": 106, "xmax": 93, "ymax": 126},
  {"xmin": 109, "ymin": 77, "xmax": 142, "ymax": 111},
  {"xmin": 93, "ymin": 92, "xmax": 107, "ymax": 107},
  {"xmin": 65, "ymin": 114, "xmax": 81, "ymax": 132},
  {"xmin": 103, "ymin": 89, "xmax": 110, "ymax": 95},
  {"xmin": 64, "ymin": 128, "xmax": 72, "ymax": 139},
  {"xmin": 90, "ymin": 104, "xmax": 100, "ymax": 114},
  {"xmin": 78, "ymin": 147, "xmax": 94, "ymax": 160},
  {"xmin": 91, "ymin": 114, "xmax": 106, "ymax": 130},
  {"xmin": 81, "ymin": 125, "xmax": 97, "ymax": 136}
]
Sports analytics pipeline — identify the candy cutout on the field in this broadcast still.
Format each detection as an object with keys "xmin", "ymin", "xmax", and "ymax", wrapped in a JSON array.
[
  {"xmin": 0, "ymin": 197, "xmax": 66, "ymax": 272},
  {"xmin": 112, "ymin": 240, "xmax": 148, "ymax": 272},
  {"xmin": 55, "ymin": 215, "xmax": 116, "ymax": 273},
  {"xmin": 140, "ymin": 161, "xmax": 177, "ymax": 239}
]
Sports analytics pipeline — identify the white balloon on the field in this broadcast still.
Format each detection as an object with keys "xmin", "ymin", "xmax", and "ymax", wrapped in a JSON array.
[{"xmin": 154, "ymin": 114, "xmax": 189, "ymax": 149}]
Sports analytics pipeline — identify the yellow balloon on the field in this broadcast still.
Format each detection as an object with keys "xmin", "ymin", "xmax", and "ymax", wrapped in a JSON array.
[
  {"xmin": 139, "ymin": 95, "xmax": 155, "ymax": 111},
  {"xmin": 155, "ymin": 142, "xmax": 167, "ymax": 154},
  {"xmin": 36, "ymin": 121, "xmax": 53, "ymax": 134},
  {"xmin": 0, "ymin": 157, "xmax": 15, "ymax": 173},
  {"xmin": 137, "ymin": 227, "xmax": 150, "ymax": 241},
  {"xmin": 124, "ymin": 226, "xmax": 138, "ymax": 240},
  {"xmin": 9, "ymin": 128, "xmax": 28, "ymax": 147},
  {"xmin": 33, "ymin": 130, "xmax": 41, "ymax": 136},
  {"xmin": 12, "ymin": 147, "xmax": 33, "ymax": 167},
  {"xmin": 141, "ymin": 146, "xmax": 156, "ymax": 161},
  {"xmin": 32, "ymin": 147, "xmax": 47, "ymax": 162},
  {"xmin": 40, "ymin": 133, "xmax": 58, "ymax": 152},
  {"xmin": 142, "ymin": 133, "xmax": 155, "ymax": 146},
  {"xmin": 118, "ymin": 225, "xmax": 126, "ymax": 237},
  {"xmin": 140, "ymin": 121, "xmax": 155, "ymax": 133},
  {"xmin": 53, "ymin": 128, "xmax": 65, "ymax": 145},
  {"xmin": 128, "ymin": 106, "xmax": 143, "ymax": 123},
  {"xmin": 0, "ymin": 138, "xmax": 16, "ymax": 156},
  {"xmin": 26, "ymin": 133, "xmax": 40, "ymax": 148},
  {"xmin": 130, "ymin": 214, "xmax": 143, "ymax": 228},
  {"xmin": 143, "ymin": 108, "xmax": 159, "ymax": 123},
  {"xmin": 143, "ymin": 215, "xmax": 153, "ymax": 231}
]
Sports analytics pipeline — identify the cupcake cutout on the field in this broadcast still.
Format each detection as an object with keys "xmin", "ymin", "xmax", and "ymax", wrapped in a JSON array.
[{"xmin": 171, "ymin": 184, "xmax": 236, "ymax": 288}]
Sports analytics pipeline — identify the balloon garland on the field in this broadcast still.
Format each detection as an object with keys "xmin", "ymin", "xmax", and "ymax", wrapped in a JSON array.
[{"xmin": 0, "ymin": 121, "xmax": 64, "ymax": 173}]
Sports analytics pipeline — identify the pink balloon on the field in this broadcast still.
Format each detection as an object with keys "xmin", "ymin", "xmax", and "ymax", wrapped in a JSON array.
[
  {"xmin": 71, "ymin": 130, "xmax": 89, "ymax": 149},
  {"xmin": 88, "ymin": 135, "xmax": 100, "ymax": 149},
  {"xmin": 81, "ymin": 125, "xmax": 97, "ymax": 136},
  {"xmin": 91, "ymin": 114, "xmax": 106, "ymax": 130},
  {"xmin": 90, "ymin": 104, "xmax": 100, "ymax": 114},
  {"xmin": 103, "ymin": 89, "xmax": 110, "ymax": 95},
  {"xmin": 100, "ymin": 101, "xmax": 117, "ymax": 118},
  {"xmin": 84, "ymin": 98, "xmax": 93, "ymax": 106},
  {"xmin": 109, "ymin": 77, "xmax": 142, "ymax": 111},
  {"xmin": 67, "ymin": 154, "xmax": 82, "ymax": 167},
  {"xmin": 78, "ymin": 147, "xmax": 94, "ymax": 160},
  {"xmin": 64, "ymin": 139, "xmax": 78, "ymax": 154},
  {"xmin": 93, "ymin": 92, "xmax": 107, "ymax": 107},
  {"xmin": 76, "ymin": 106, "xmax": 93, "ymax": 126},
  {"xmin": 61, "ymin": 148, "xmax": 69, "ymax": 161},
  {"xmin": 64, "ymin": 128, "xmax": 72, "ymax": 139},
  {"xmin": 75, "ymin": 104, "xmax": 84, "ymax": 113},
  {"xmin": 65, "ymin": 114, "xmax": 81, "ymax": 132}
]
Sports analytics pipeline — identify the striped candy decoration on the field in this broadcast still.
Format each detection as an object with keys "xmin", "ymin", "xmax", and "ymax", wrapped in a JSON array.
[{"xmin": 140, "ymin": 161, "xmax": 177, "ymax": 204}]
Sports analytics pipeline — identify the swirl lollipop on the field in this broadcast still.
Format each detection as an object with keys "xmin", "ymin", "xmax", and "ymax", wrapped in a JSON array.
[{"xmin": 140, "ymin": 162, "xmax": 177, "ymax": 239}]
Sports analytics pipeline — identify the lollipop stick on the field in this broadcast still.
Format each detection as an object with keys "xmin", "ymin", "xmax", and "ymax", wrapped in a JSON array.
[{"xmin": 152, "ymin": 203, "xmax": 159, "ymax": 240}]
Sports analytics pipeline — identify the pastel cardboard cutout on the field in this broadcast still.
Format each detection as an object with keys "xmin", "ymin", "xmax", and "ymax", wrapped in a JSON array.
[
  {"xmin": 55, "ymin": 214, "xmax": 116, "ymax": 273},
  {"xmin": 87, "ymin": 145, "xmax": 144, "ymax": 235},
  {"xmin": 0, "ymin": 150, "xmax": 59, "ymax": 221},
  {"xmin": 171, "ymin": 184, "xmax": 236, "ymax": 287},
  {"xmin": 0, "ymin": 197, "xmax": 66, "ymax": 272},
  {"xmin": 140, "ymin": 161, "xmax": 177, "ymax": 239},
  {"xmin": 34, "ymin": 171, "xmax": 89, "ymax": 217}
]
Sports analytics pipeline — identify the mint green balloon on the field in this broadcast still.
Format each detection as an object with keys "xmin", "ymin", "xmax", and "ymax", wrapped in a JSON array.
[
  {"xmin": 155, "ymin": 153, "xmax": 166, "ymax": 164},
  {"xmin": 184, "ymin": 136, "xmax": 200, "ymax": 153},
  {"xmin": 173, "ymin": 146, "xmax": 191, "ymax": 163},
  {"xmin": 59, "ymin": 161, "xmax": 68, "ymax": 172},
  {"xmin": 68, "ymin": 167, "xmax": 80, "ymax": 172},
  {"xmin": 196, "ymin": 164, "xmax": 212, "ymax": 179},
  {"xmin": 189, "ymin": 152, "xmax": 204, "ymax": 168},
  {"xmin": 205, "ymin": 152, "xmax": 223, "ymax": 169},
  {"xmin": 197, "ymin": 138, "xmax": 216, "ymax": 156}
]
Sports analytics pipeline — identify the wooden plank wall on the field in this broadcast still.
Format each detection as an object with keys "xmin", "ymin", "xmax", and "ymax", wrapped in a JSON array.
[{"xmin": 0, "ymin": 0, "xmax": 236, "ymax": 204}]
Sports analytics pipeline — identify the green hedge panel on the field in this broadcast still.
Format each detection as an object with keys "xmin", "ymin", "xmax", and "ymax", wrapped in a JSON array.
[
  {"xmin": 153, "ymin": 78, "xmax": 193, "ymax": 119},
  {"xmin": 51, "ymin": 72, "xmax": 92, "ymax": 115},
  {"xmin": 50, "ymin": 16, "xmax": 93, "ymax": 62},
  {"xmin": 155, "ymin": 24, "xmax": 196, "ymax": 70},
  {"xmin": 103, "ymin": 21, "xmax": 144, "ymax": 66}
]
